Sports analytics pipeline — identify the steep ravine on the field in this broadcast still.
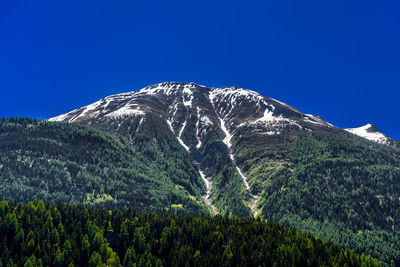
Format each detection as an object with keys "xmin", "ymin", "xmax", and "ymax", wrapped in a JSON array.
[
  {"xmin": 208, "ymin": 93, "xmax": 260, "ymax": 217},
  {"xmin": 166, "ymin": 117, "xmax": 216, "ymax": 215}
]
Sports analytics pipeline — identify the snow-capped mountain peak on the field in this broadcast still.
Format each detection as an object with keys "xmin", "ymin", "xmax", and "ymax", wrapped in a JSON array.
[
  {"xmin": 138, "ymin": 82, "xmax": 205, "ymax": 96},
  {"xmin": 48, "ymin": 82, "xmax": 341, "ymax": 139},
  {"xmin": 48, "ymin": 82, "xmax": 398, "ymax": 149}
]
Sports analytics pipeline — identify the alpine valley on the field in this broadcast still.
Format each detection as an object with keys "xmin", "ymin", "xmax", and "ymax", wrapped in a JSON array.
[{"xmin": 1, "ymin": 82, "xmax": 399, "ymax": 264}]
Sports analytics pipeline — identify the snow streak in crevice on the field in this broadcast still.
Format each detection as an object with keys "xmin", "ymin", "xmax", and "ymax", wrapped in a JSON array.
[
  {"xmin": 198, "ymin": 167, "xmax": 216, "ymax": 215},
  {"xmin": 167, "ymin": 115, "xmax": 215, "ymax": 214},
  {"xmin": 208, "ymin": 90, "xmax": 260, "ymax": 217},
  {"xmin": 167, "ymin": 119, "xmax": 189, "ymax": 152},
  {"xmin": 196, "ymin": 107, "xmax": 202, "ymax": 149},
  {"xmin": 178, "ymin": 120, "xmax": 190, "ymax": 151},
  {"xmin": 136, "ymin": 117, "xmax": 145, "ymax": 133},
  {"xmin": 218, "ymin": 117, "xmax": 250, "ymax": 190}
]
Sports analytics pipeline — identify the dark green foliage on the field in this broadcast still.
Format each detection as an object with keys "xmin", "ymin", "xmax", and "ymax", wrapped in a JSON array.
[
  {"xmin": 0, "ymin": 116, "xmax": 252, "ymax": 218},
  {"xmin": 1, "ymin": 117, "xmax": 399, "ymax": 264},
  {"xmin": 235, "ymin": 127, "xmax": 400, "ymax": 264},
  {"xmin": 200, "ymin": 138, "xmax": 252, "ymax": 217},
  {"xmin": 0, "ymin": 201, "xmax": 381, "ymax": 266},
  {"xmin": 0, "ymin": 117, "xmax": 208, "ymax": 215},
  {"xmin": 191, "ymin": 121, "xmax": 254, "ymax": 217}
]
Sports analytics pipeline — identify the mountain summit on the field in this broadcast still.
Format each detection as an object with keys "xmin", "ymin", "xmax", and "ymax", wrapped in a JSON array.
[
  {"xmin": 49, "ymin": 82, "xmax": 397, "ymax": 147},
  {"xmin": 49, "ymin": 81, "xmax": 335, "ymax": 136}
]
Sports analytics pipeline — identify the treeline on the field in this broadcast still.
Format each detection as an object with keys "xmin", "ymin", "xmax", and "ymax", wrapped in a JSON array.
[
  {"xmin": 0, "ymin": 200, "xmax": 382, "ymax": 266},
  {"xmin": 0, "ymin": 117, "xmax": 208, "ymax": 215}
]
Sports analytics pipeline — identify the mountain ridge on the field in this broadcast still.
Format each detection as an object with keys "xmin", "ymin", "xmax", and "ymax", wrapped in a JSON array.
[{"xmin": 49, "ymin": 82, "xmax": 398, "ymax": 147}]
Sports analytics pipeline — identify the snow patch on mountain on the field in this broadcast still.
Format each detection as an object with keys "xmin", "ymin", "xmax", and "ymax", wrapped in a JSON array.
[
  {"xmin": 195, "ymin": 108, "xmax": 213, "ymax": 149},
  {"xmin": 136, "ymin": 117, "xmax": 145, "ymax": 133},
  {"xmin": 196, "ymin": 108, "xmax": 202, "ymax": 149},
  {"xmin": 48, "ymin": 112, "xmax": 72, "ymax": 122},
  {"xmin": 179, "ymin": 120, "xmax": 186, "ymax": 139},
  {"xmin": 139, "ymin": 82, "xmax": 204, "ymax": 97},
  {"xmin": 139, "ymin": 83, "xmax": 180, "ymax": 96},
  {"xmin": 167, "ymin": 119, "xmax": 190, "ymax": 152},
  {"xmin": 182, "ymin": 86, "xmax": 194, "ymax": 109},
  {"xmin": 106, "ymin": 105, "xmax": 145, "ymax": 119},
  {"xmin": 304, "ymin": 114, "xmax": 334, "ymax": 127},
  {"xmin": 71, "ymin": 101, "xmax": 101, "ymax": 122},
  {"xmin": 167, "ymin": 119, "xmax": 189, "ymax": 152},
  {"xmin": 209, "ymin": 87, "xmax": 305, "ymax": 134},
  {"xmin": 200, "ymin": 115, "xmax": 212, "ymax": 127},
  {"xmin": 254, "ymin": 106, "xmax": 279, "ymax": 124},
  {"xmin": 169, "ymin": 102, "xmax": 180, "ymax": 120},
  {"xmin": 345, "ymin": 124, "xmax": 390, "ymax": 144},
  {"xmin": 270, "ymin": 97, "xmax": 300, "ymax": 113},
  {"xmin": 209, "ymin": 87, "xmax": 268, "ymax": 119},
  {"xmin": 218, "ymin": 118, "xmax": 232, "ymax": 148}
]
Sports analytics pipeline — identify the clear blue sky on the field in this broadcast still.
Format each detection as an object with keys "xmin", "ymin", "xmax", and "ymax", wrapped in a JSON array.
[{"xmin": 1, "ymin": 0, "xmax": 399, "ymax": 139}]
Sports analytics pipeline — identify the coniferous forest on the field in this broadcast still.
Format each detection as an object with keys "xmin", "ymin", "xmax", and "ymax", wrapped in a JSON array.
[
  {"xmin": 0, "ymin": 200, "xmax": 381, "ymax": 267},
  {"xmin": 1, "ymin": 117, "xmax": 399, "ymax": 265},
  {"xmin": 0, "ymin": 118, "xmax": 208, "ymax": 214}
]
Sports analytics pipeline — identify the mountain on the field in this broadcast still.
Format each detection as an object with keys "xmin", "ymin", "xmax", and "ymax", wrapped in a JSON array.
[
  {"xmin": 48, "ymin": 81, "xmax": 338, "ymax": 217},
  {"xmin": 345, "ymin": 124, "xmax": 400, "ymax": 147},
  {"xmin": 1, "ymin": 82, "xmax": 400, "ymax": 264}
]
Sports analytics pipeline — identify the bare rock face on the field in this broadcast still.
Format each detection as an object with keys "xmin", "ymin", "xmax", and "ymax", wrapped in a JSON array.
[
  {"xmin": 50, "ymin": 81, "xmax": 398, "ymax": 150},
  {"xmin": 49, "ymin": 82, "xmax": 336, "ymax": 145}
]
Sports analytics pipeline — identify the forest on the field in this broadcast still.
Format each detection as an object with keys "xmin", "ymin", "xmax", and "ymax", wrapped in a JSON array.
[
  {"xmin": 0, "ymin": 117, "xmax": 208, "ymax": 215},
  {"xmin": 0, "ymin": 117, "xmax": 253, "ymax": 218},
  {"xmin": 234, "ymin": 127, "xmax": 400, "ymax": 264},
  {"xmin": 1, "ymin": 118, "xmax": 400, "ymax": 265},
  {"xmin": 0, "ymin": 200, "xmax": 382, "ymax": 266}
]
